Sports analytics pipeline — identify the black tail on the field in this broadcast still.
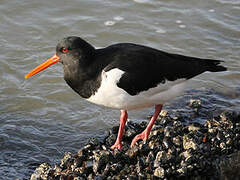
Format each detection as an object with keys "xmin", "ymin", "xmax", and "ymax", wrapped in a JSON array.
[{"xmin": 203, "ymin": 59, "xmax": 227, "ymax": 72}]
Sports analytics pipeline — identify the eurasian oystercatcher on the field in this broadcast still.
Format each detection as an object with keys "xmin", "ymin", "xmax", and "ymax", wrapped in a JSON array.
[{"xmin": 25, "ymin": 36, "xmax": 227, "ymax": 149}]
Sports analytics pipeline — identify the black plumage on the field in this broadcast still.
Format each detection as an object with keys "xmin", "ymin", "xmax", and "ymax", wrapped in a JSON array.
[{"xmin": 56, "ymin": 37, "xmax": 226, "ymax": 97}]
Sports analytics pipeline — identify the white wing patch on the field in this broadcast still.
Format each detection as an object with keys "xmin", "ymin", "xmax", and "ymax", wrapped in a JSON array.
[
  {"xmin": 87, "ymin": 68, "xmax": 187, "ymax": 110},
  {"xmin": 87, "ymin": 68, "xmax": 126, "ymax": 108}
]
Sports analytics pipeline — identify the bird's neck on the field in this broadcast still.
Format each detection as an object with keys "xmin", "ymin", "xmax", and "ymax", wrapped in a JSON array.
[{"xmin": 63, "ymin": 61, "xmax": 101, "ymax": 99}]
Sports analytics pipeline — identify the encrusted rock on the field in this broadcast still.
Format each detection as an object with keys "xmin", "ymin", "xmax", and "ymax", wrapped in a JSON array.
[
  {"xmin": 188, "ymin": 124, "xmax": 200, "ymax": 132},
  {"xmin": 154, "ymin": 151, "xmax": 168, "ymax": 167},
  {"xmin": 189, "ymin": 99, "xmax": 201, "ymax": 108},
  {"xmin": 172, "ymin": 135, "xmax": 182, "ymax": 147},
  {"xmin": 164, "ymin": 126, "xmax": 174, "ymax": 137},
  {"xmin": 154, "ymin": 167, "xmax": 165, "ymax": 178},
  {"xmin": 88, "ymin": 137, "xmax": 100, "ymax": 147},
  {"xmin": 29, "ymin": 106, "xmax": 240, "ymax": 179},
  {"xmin": 146, "ymin": 151, "xmax": 155, "ymax": 165},
  {"xmin": 93, "ymin": 150, "xmax": 112, "ymax": 173},
  {"xmin": 60, "ymin": 152, "xmax": 74, "ymax": 169},
  {"xmin": 30, "ymin": 163, "xmax": 52, "ymax": 180},
  {"xmin": 127, "ymin": 146, "xmax": 139, "ymax": 159},
  {"xmin": 160, "ymin": 110, "xmax": 168, "ymax": 117},
  {"xmin": 183, "ymin": 135, "xmax": 198, "ymax": 150},
  {"xmin": 219, "ymin": 151, "xmax": 240, "ymax": 179}
]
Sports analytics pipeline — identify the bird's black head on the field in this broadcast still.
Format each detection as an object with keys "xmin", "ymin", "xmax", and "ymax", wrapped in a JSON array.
[
  {"xmin": 25, "ymin": 36, "xmax": 95, "ymax": 79},
  {"xmin": 56, "ymin": 36, "xmax": 95, "ymax": 66}
]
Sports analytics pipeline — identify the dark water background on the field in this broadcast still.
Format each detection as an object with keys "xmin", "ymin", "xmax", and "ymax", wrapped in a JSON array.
[{"xmin": 0, "ymin": 0, "xmax": 239, "ymax": 179}]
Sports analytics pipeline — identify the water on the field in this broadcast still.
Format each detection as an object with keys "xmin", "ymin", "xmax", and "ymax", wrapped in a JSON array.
[{"xmin": 0, "ymin": 0, "xmax": 239, "ymax": 179}]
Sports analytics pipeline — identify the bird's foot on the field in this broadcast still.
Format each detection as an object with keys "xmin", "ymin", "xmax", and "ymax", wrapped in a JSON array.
[
  {"xmin": 111, "ymin": 141, "xmax": 122, "ymax": 150},
  {"xmin": 130, "ymin": 129, "xmax": 149, "ymax": 148}
]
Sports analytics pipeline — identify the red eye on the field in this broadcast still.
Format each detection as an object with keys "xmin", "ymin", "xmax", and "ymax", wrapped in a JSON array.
[{"xmin": 62, "ymin": 48, "xmax": 69, "ymax": 53}]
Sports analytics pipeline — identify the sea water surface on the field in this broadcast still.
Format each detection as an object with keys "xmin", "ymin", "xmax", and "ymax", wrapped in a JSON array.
[{"xmin": 0, "ymin": 0, "xmax": 239, "ymax": 179}]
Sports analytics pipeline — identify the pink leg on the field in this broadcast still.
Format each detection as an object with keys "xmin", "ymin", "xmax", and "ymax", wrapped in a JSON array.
[
  {"xmin": 131, "ymin": 104, "xmax": 162, "ymax": 148},
  {"xmin": 111, "ymin": 110, "xmax": 128, "ymax": 150}
]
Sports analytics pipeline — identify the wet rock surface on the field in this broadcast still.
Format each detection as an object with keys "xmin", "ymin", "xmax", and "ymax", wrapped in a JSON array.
[{"xmin": 30, "ymin": 99, "xmax": 240, "ymax": 180}]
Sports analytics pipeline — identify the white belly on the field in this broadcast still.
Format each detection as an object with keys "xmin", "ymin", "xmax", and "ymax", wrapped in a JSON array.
[{"xmin": 87, "ymin": 68, "xmax": 186, "ymax": 110}]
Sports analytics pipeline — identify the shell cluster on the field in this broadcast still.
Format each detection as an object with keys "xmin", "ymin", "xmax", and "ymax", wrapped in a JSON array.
[{"xmin": 30, "ymin": 99, "xmax": 240, "ymax": 179}]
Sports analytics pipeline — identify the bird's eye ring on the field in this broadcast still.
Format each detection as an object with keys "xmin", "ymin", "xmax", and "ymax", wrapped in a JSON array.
[{"xmin": 62, "ymin": 48, "xmax": 69, "ymax": 53}]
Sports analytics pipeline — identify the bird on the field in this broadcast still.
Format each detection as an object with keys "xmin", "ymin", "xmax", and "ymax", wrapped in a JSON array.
[{"xmin": 25, "ymin": 36, "xmax": 227, "ymax": 150}]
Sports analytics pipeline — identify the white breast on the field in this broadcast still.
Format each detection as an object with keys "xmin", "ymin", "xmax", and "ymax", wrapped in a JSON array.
[{"xmin": 87, "ymin": 68, "xmax": 187, "ymax": 110}]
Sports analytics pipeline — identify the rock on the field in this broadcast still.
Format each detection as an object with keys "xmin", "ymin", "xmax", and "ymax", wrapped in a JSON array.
[
  {"xmin": 172, "ymin": 136, "xmax": 182, "ymax": 147},
  {"xmin": 74, "ymin": 177, "xmax": 84, "ymax": 180},
  {"xmin": 164, "ymin": 126, "xmax": 174, "ymax": 137},
  {"xmin": 180, "ymin": 150, "xmax": 192, "ymax": 160},
  {"xmin": 105, "ymin": 134, "xmax": 117, "ymax": 147},
  {"xmin": 188, "ymin": 124, "xmax": 200, "ymax": 132},
  {"xmin": 219, "ymin": 151, "xmax": 240, "ymax": 179},
  {"xmin": 93, "ymin": 150, "xmax": 112, "ymax": 173},
  {"xmin": 125, "ymin": 121, "xmax": 144, "ymax": 140},
  {"xmin": 176, "ymin": 166, "xmax": 187, "ymax": 175},
  {"xmin": 220, "ymin": 142, "xmax": 226, "ymax": 150},
  {"xmin": 183, "ymin": 135, "xmax": 198, "ymax": 150},
  {"xmin": 208, "ymin": 128, "xmax": 217, "ymax": 134},
  {"xmin": 60, "ymin": 152, "xmax": 74, "ymax": 169},
  {"xmin": 189, "ymin": 99, "xmax": 201, "ymax": 108},
  {"xmin": 136, "ymin": 157, "xmax": 145, "ymax": 173},
  {"xmin": 126, "ymin": 147, "xmax": 137, "ymax": 159},
  {"xmin": 146, "ymin": 151, "xmax": 155, "ymax": 165},
  {"xmin": 160, "ymin": 110, "xmax": 168, "ymax": 117},
  {"xmin": 30, "ymin": 163, "xmax": 52, "ymax": 180},
  {"xmin": 88, "ymin": 137, "xmax": 100, "ymax": 147},
  {"xmin": 29, "ymin": 107, "xmax": 240, "ymax": 180},
  {"xmin": 154, "ymin": 150, "xmax": 173, "ymax": 167},
  {"xmin": 154, "ymin": 167, "xmax": 165, "ymax": 178},
  {"xmin": 162, "ymin": 137, "xmax": 173, "ymax": 149}
]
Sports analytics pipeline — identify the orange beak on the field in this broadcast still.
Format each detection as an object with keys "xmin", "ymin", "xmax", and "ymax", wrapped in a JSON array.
[{"xmin": 25, "ymin": 54, "xmax": 60, "ymax": 79}]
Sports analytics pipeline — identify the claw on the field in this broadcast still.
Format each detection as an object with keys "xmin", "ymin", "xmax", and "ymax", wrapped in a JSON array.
[
  {"xmin": 130, "ymin": 130, "xmax": 148, "ymax": 148},
  {"xmin": 111, "ymin": 141, "xmax": 122, "ymax": 150},
  {"xmin": 130, "ymin": 104, "xmax": 163, "ymax": 148}
]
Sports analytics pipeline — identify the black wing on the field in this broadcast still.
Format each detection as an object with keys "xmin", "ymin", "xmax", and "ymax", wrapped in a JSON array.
[{"xmin": 102, "ymin": 43, "xmax": 226, "ymax": 95}]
